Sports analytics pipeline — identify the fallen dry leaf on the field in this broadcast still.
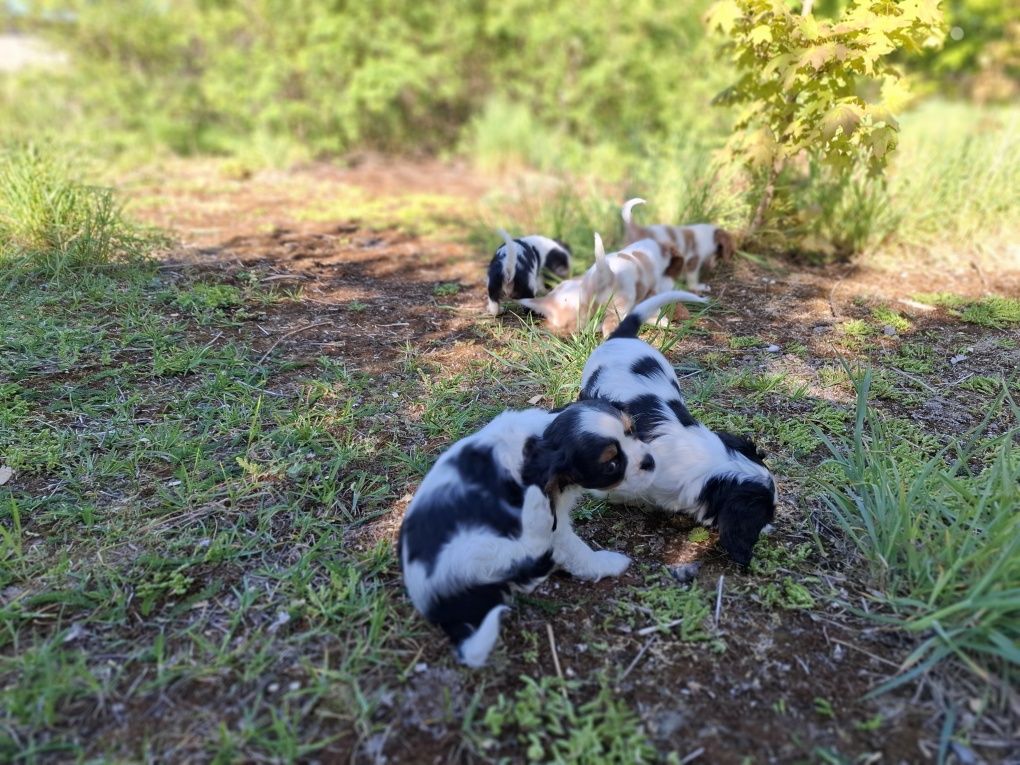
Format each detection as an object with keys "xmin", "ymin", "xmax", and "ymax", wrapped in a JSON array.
[{"xmin": 0, "ymin": 466, "xmax": 12, "ymax": 486}]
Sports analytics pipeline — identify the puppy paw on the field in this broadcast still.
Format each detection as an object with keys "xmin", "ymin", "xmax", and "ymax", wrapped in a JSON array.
[
  {"xmin": 520, "ymin": 486, "xmax": 555, "ymax": 539},
  {"xmin": 695, "ymin": 283, "xmax": 711, "ymax": 293},
  {"xmin": 486, "ymin": 299, "xmax": 502, "ymax": 316},
  {"xmin": 585, "ymin": 550, "xmax": 631, "ymax": 580}
]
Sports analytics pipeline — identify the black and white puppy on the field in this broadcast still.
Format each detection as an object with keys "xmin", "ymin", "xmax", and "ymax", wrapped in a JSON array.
[
  {"xmin": 486, "ymin": 230, "xmax": 572, "ymax": 316},
  {"xmin": 579, "ymin": 291, "xmax": 776, "ymax": 566},
  {"xmin": 399, "ymin": 400, "xmax": 654, "ymax": 666}
]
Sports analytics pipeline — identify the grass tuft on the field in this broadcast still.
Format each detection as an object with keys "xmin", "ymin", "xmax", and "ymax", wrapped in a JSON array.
[
  {"xmin": 818, "ymin": 369, "xmax": 1020, "ymax": 695},
  {"xmin": 0, "ymin": 144, "xmax": 153, "ymax": 275}
]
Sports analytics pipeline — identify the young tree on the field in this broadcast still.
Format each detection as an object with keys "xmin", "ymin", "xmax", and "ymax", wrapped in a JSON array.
[{"xmin": 706, "ymin": 0, "xmax": 946, "ymax": 233}]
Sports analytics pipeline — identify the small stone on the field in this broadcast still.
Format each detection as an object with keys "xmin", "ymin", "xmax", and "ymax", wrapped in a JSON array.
[
  {"xmin": 63, "ymin": 623, "xmax": 87, "ymax": 644},
  {"xmin": 950, "ymin": 742, "xmax": 977, "ymax": 765},
  {"xmin": 883, "ymin": 325, "xmax": 897, "ymax": 336},
  {"xmin": 668, "ymin": 562, "xmax": 702, "ymax": 584},
  {"xmin": 414, "ymin": 662, "xmax": 428, "ymax": 674},
  {"xmin": 950, "ymin": 354, "xmax": 968, "ymax": 365},
  {"xmin": 267, "ymin": 610, "xmax": 291, "ymax": 634},
  {"xmin": 765, "ymin": 344, "xmax": 781, "ymax": 353}
]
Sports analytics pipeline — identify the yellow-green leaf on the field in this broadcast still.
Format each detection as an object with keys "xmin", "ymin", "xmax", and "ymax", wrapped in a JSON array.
[
  {"xmin": 799, "ymin": 14, "xmax": 821, "ymax": 42},
  {"xmin": 705, "ymin": 0, "xmax": 743, "ymax": 34},
  {"xmin": 749, "ymin": 25, "xmax": 773, "ymax": 45},
  {"xmin": 820, "ymin": 102, "xmax": 863, "ymax": 140}
]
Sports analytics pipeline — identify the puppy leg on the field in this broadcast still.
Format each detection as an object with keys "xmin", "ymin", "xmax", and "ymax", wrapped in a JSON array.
[
  {"xmin": 685, "ymin": 266, "xmax": 709, "ymax": 293},
  {"xmin": 519, "ymin": 485, "xmax": 556, "ymax": 553},
  {"xmin": 550, "ymin": 489, "xmax": 630, "ymax": 580},
  {"xmin": 487, "ymin": 298, "xmax": 503, "ymax": 316},
  {"xmin": 457, "ymin": 604, "xmax": 511, "ymax": 668}
]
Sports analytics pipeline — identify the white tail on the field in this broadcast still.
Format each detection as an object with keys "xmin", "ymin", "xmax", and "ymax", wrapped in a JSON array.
[
  {"xmin": 457, "ymin": 605, "xmax": 510, "ymax": 667},
  {"xmin": 608, "ymin": 289, "xmax": 708, "ymax": 340},
  {"xmin": 621, "ymin": 197, "xmax": 647, "ymax": 226},
  {"xmin": 498, "ymin": 229, "xmax": 518, "ymax": 280}
]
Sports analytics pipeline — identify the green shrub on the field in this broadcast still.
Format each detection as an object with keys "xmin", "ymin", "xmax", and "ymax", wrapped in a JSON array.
[{"xmin": 12, "ymin": 0, "xmax": 726, "ymax": 161}]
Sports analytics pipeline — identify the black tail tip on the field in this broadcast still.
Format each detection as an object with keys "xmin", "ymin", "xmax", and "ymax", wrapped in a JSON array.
[{"xmin": 607, "ymin": 315, "xmax": 642, "ymax": 340}]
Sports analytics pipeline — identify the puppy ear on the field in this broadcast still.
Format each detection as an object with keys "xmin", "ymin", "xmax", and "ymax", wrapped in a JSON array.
[
  {"xmin": 521, "ymin": 439, "xmax": 571, "ymax": 495},
  {"xmin": 715, "ymin": 228, "xmax": 735, "ymax": 261},
  {"xmin": 714, "ymin": 483, "xmax": 775, "ymax": 567}
]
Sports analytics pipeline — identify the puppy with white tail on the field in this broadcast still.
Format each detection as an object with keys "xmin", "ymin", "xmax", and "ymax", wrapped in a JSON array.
[
  {"xmin": 399, "ymin": 400, "xmax": 656, "ymax": 667},
  {"xmin": 518, "ymin": 233, "xmax": 706, "ymax": 336},
  {"xmin": 579, "ymin": 291, "xmax": 777, "ymax": 567},
  {"xmin": 621, "ymin": 198, "xmax": 735, "ymax": 293},
  {"xmin": 486, "ymin": 230, "xmax": 572, "ymax": 315}
]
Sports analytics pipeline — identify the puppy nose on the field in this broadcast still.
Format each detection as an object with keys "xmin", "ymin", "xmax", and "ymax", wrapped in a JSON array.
[{"xmin": 640, "ymin": 454, "xmax": 655, "ymax": 471}]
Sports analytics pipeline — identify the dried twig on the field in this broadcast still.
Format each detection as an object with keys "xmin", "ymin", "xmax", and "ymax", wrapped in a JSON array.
[
  {"xmin": 714, "ymin": 575, "xmax": 725, "ymax": 627},
  {"xmin": 618, "ymin": 636, "xmax": 656, "ymax": 683},
  {"xmin": 637, "ymin": 618, "xmax": 684, "ymax": 637},
  {"xmin": 257, "ymin": 321, "xmax": 331, "ymax": 365},
  {"xmin": 546, "ymin": 622, "xmax": 563, "ymax": 682},
  {"xmin": 680, "ymin": 747, "xmax": 705, "ymax": 764}
]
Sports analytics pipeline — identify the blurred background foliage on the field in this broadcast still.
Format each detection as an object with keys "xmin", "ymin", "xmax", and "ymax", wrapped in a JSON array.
[{"xmin": 1, "ymin": 0, "xmax": 1018, "ymax": 261}]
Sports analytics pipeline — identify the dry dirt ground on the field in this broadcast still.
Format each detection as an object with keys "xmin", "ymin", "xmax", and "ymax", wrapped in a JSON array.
[{"xmin": 51, "ymin": 157, "xmax": 1019, "ymax": 762}]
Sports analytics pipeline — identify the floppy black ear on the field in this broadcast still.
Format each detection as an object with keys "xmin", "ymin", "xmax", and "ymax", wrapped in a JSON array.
[
  {"xmin": 705, "ymin": 478, "xmax": 775, "ymax": 567},
  {"xmin": 716, "ymin": 431, "xmax": 768, "ymax": 467},
  {"xmin": 521, "ymin": 438, "xmax": 571, "ymax": 494}
]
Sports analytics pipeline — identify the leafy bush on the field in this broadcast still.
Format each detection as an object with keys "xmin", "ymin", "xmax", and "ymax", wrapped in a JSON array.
[
  {"xmin": 705, "ymin": 0, "xmax": 945, "ymax": 236},
  {"xmin": 13, "ymin": 0, "xmax": 727, "ymax": 160},
  {"xmin": 819, "ymin": 370, "xmax": 1020, "ymax": 695}
]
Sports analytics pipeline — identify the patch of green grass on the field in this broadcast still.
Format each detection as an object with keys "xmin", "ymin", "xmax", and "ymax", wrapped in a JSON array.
[
  {"xmin": 432, "ymin": 282, "xmax": 461, "ymax": 297},
  {"xmin": 687, "ymin": 527, "xmax": 711, "ymax": 543},
  {"xmin": 173, "ymin": 282, "xmax": 243, "ymax": 312},
  {"xmin": 871, "ymin": 306, "xmax": 912, "ymax": 333},
  {"xmin": 728, "ymin": 335, "xmax": 759, "ymax": 350},
  {"xmin": 472, "ymin": 675, "xmax": 657, "ymax": 764},
  {"xmin": 840, "ymin": 319, "xmax": 874, "ymax": 339},
  {"xmin": 621, "ymin": 572, "xmax": 717, "ymax": 645},
  {"xmin": 891, "ymin": 341, "xmax": 936, "ymax": 374},
  {"xmin": 757, "ymin": 577, "xmax": 818, "ymax": 610},
  {"xmin": 819, "ymin": 370, "xmax": 1020, "ymax": 695},
  {"xmin": 750, "ymin": 539, "xmax": 813, "ymax": 577},
  {"xmin": 0, "ymin": 232, "xmax": 433, "ymax": 758},
  {"xmin": 957, "ymin": 375, "xmax": 1004, "ymax": 396},
  {"xmin": 913, "ymin": 293, "xmax": 1020, "ymax": 328}
]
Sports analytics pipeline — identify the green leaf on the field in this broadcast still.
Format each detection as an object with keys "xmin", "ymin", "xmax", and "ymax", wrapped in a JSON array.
[{"xmin": 868, "ymin": 125, "xmax": 897, "ymax": 159}]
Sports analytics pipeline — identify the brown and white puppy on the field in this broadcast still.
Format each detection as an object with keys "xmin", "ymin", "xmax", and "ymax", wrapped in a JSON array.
[
  {"xmin": 621, "ymin": 198, "xmax": 735, "ymax": 293},
  {"xmin": 518, "ymin": 234, "xmax": 704, "ymax": 336}
]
